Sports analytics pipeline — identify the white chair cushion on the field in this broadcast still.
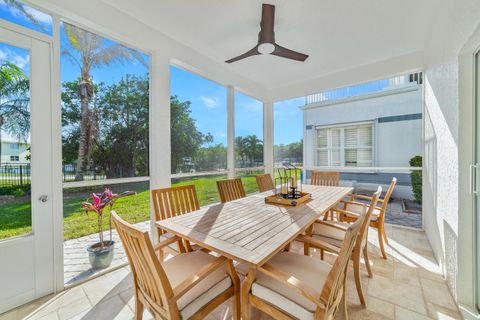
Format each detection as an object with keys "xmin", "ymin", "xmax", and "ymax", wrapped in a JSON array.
[
  {"xmin": 162, "ymin": 251, "xmax": 232, "ymax": 319},
  {"xmin": 311, "ymin": 222, "xmax": 349, "ymax": 248},
  {"xmin": 251, "ymin": 252, "xmax": 331, "ymax": 320},
  {"xmin": 344, "ymin": 203, "xmax": 381, "ymax": 221}
]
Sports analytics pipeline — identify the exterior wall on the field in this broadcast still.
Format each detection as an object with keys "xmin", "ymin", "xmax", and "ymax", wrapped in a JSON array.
[
  {"xmin": 302, "ymin": 85, "xmax": 422, "ymax": 199},
  {"xmin": 422, "ymin": 0, "xmax": 480, "ymax": 316},
  {"xmin": 0, "ymin": 142, "xmax": 30, "ymax": 164},
  {"xmin": 303, "ymin": 85, "xmax": 422, "ymax": 169}
]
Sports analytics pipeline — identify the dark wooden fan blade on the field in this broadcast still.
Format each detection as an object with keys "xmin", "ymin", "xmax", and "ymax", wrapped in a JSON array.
[
  {"xmin": 272, "ymin": 44, "xmax": 309, "ymax": 61},
  {"xmin": 225, "ymin": 46, "xmax": 260, "ymax": 63},
  {"xmin": 259, "ymin": 4, "xmax": 275, "ymax": 43}
]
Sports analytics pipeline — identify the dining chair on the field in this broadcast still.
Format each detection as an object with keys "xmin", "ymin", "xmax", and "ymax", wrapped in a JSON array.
[
  {"xmin": 216, "ymin": 178, "xmax": 246, "ymax": 203},
  {"xmin": 242, "ymin": 208, "xmax": 366, "ymax": 320},
  {"xmin": 338, "ymin": 177, "xmax": 397, "ymax": 259},
  {"xmin": 151, "ymin": 185, "xmax": 201, "ymax": 260},
  {"xmin": 310, "ymin": 171, "xmax": 340, "ymax": 220},
  {"xmin": 112, "ymin": 211, "xmax": 241, "ymax": 320},
  {"xmin": 298, "ymin": 186, "xmax": 382, "ymax": 306},
  {"xmin": 256, "ymin": 173, "xmax": 274, "ymax": 193},
  {"xmin": 311, "ymin": 171, "xmax": 340, "ymax": 186}
]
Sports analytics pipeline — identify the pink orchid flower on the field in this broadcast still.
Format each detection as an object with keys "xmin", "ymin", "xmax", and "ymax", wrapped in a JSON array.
[{"xmin": 91, "ymin": 193, "xmax": 102, "ymax": 211}]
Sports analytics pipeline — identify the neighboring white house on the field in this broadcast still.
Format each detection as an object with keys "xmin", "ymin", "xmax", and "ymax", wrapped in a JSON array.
[
  {"xmin": 301, "ymin": 75, "xmax": 423, "ymax": 199},
  {"xmin": 0, "ymin": 140, "xmax": 30, "ymax": 165}
]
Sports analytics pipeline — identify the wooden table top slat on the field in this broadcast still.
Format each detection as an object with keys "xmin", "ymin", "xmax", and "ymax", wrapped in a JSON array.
[{"xmin": 157, "ymin": 185, "xmax": 352, "ymax": 266}]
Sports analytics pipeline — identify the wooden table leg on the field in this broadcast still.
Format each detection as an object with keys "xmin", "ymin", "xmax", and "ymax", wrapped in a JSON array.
[{"xmin": 242, "ymin": 266, "xmax": 257, "ymax": 320}]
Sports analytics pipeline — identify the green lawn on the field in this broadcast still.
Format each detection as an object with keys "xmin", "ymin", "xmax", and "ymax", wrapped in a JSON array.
[{"xmin": 0, "ymin": 171, "xmax": 270, "ymax": 240}]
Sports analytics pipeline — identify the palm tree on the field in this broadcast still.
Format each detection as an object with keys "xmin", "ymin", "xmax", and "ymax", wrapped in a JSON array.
[
  {"xmin": 0, "ymin": 61, "xmax": 30, "ymax": 166},
  {"xmin": 62, "ymin": 23, "xmax": 147, "ymax": 180},
  {"xmin": 3, "ymin": 0, "xmax": 48, "ymax": 32},
  {"xmin": 244, "ymin": 135, "xmax": 263, "ymax": 165}
]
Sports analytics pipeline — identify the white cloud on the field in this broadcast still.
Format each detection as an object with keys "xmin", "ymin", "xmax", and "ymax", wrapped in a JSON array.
[
  {"xmin": 0, "ymin": 46, "xmax": 29, "ymax": 70},
  {"xmin": 199, "ymin": 96, "xmax": 220, "ymax": 109},
  {"xmin": 13, "ymin": 54, "xmax": 29, "ymax": 69},
  {"xmin": 24, "ymin": 6, "xmax": 51, "ymax": 24}
]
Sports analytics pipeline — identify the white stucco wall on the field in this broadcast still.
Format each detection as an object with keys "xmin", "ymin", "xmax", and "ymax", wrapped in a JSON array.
[
  {"xmin": 422, "ymin": 0, "xmax": 480, "ymax": 315},
  {"xmin": 302, "ymin": 86, "xmax": 423, "ymax": 169}
]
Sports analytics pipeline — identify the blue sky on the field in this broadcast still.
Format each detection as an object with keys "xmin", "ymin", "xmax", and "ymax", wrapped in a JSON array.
[{"xmin": 0, "ymin": 1, "xmax": 305, "ymax": 146}]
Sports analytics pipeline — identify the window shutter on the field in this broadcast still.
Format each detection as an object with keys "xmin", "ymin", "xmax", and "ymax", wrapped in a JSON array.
[
  {"xmin": 317, "ymin": 129, "xmax": 327, "ymax": 148},
  {"xmin": 344, "ymin": 128, "xmax": 357, "ymax": 148},
  {"xmin": 330, "ymin": 128, "xmax": 341, "ymax": 147},
  {"xmin": 317, "ymin": 150, "xmax": 328, "ymax": 166},
  {"xmin": 358, "ymin": 126, "xmax": 372, "ymax": 147}
]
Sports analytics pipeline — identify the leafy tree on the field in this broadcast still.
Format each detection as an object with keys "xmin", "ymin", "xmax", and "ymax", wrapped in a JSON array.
[
  {"xmin": 62, "ymin": 76, "xmax": 149, "ymax": 178},
  {"xmin": 0, "ymin": 62, "xmax": 29, "ymax": 165},
  {"xmin": 62, "ymin": 22, "xmax": 147, "ymax": 180},
  {"xmin": 244, "ymin": 135, "xmax": 263, "ymax": 164},
  {"xmin": 95, "ymin": 75, "xmax": 149, "ymax": 178},
  {"xmin": 274, "ymin": 140, "xmax": 303, "ymax": 165},
  {"xmin": 194, "ymin": 144, "xmax": 227, "ymax": 171},
  {"xmin": 235, "ymin": 135, "xmax": 263, "ymax": 167},
  {"xmin": 170, "ymin": 95, "xmax": 206, "ymax": 173}
]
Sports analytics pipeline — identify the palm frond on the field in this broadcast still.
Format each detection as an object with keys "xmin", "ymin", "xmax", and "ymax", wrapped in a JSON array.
[{"xmin": 3, "ymin": 0, "xmax": 48, "ymax": 32}]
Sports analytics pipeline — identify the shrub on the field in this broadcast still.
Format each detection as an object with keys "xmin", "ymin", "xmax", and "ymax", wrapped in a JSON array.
[
  {"xmin": 0, "ymin": 185, "xmax": 31, "ymax": 196},
  {"xmin": 13, "ymin": 188, "xmax": 26, "ymax": 197},
  {"xmin": 409, "ymin": 155, "xmax": 422, "ymax": 203}
]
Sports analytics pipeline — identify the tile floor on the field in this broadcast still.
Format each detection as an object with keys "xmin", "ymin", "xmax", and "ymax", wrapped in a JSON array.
[{"xmin": 4, "ymin": 225, "xmax": 461, "ymax": 320}]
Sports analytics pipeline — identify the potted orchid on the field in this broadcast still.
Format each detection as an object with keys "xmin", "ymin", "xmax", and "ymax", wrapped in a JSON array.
[{"xmin": 82, "ymin": 188, "xmax": 136, "ymax": 269}]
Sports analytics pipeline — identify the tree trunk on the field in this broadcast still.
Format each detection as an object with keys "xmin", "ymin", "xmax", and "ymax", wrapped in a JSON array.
[
  {"xmin": 74, "ymin": 98, "xmax": 89, "ymax": 181},
  {"xmin": 74, "ymin": 73, "xmax": 94, "ymax": 181}
]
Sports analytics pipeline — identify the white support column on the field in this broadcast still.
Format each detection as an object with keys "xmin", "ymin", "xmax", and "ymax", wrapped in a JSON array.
[
  {"xmin": 263, "ymin": 100, "xmax": 274, "ymax": 177},
  {"xmin": 227, "ymin": 85, "xmax": 235, "ymax": 179},
  {"xmin": 51, "ymin": 13, "xmax": 64, "ymax": 293},
  {"xmin": 149, "ymin": 52, "xmax": 171, "ymax": 240}
]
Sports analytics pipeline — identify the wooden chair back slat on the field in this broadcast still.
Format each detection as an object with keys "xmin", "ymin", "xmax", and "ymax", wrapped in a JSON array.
[
  {"xmin": 356, "ymin": 187, "xmax": 382, "ymax": 252},
  {"xmin": 311, "ymin": 171, "xmax": 340, "ymax": 186},
  {"xmin": 256, "ymin": 174, "xmax": 275, "ymax": 193},
  {"xmin": 216, "ymin": 178, "xmax": 246, "ymax": 203},
  {"xmin": 152, "ymin": 185, "xmax": 200, "ymax": 237},
  {"xmin": 380, "ymin": 177, "xmax": 397, "ymax": 211},
  {"xmin": 112, "ymin": 211, "xmax": 175, "ymax": 317}
]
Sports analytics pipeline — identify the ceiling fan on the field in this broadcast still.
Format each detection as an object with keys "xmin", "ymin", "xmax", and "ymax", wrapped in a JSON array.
[{"xmin": 225, "ymin": 3, "xmax": 309, "ymax": 63}]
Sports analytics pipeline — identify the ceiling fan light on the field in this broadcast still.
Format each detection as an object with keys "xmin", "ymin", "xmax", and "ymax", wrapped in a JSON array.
[{"xmin": 258, "ymin": 43, "xmax": 275, "ymax": 54}]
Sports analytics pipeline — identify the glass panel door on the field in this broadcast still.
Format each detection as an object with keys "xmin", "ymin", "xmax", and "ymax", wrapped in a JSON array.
[{"xmin": 0, "ymin": 26, "xmax": 53, "ymax": 313}]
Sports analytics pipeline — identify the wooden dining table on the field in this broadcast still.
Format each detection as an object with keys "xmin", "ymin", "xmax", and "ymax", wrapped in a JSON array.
[{"xmin": 156, "ymin": 184, "xmax": 353, "ymax": 268}]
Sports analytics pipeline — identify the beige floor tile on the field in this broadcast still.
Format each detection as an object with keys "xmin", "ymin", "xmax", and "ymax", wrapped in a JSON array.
[
  {"xmin": 56, "ymin": 296, "xmax": 91, "ymax": 320},
  {"xmin": 426, "ymin": 302, "xmax": 462, "ymax": 320},
  {"xmin": 420, "ymin": 278, "xmax": 458, "ymax": 312},
  {"xmin": 368, "ymin": 274, "xmax": 427, "ymax": 315},
  {"xmin": 395, "ymin": 306, "xmax": 432, "ymax": 320},
  {"xmin": 364, "ymin": 295, "xmax": 395, "ymax": 319},
  {"xmin": 394, "ymin": 263, "xmax": 421, "ymax": 287}
]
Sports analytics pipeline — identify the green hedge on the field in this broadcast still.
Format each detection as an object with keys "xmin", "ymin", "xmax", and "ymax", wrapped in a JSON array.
[
  {"xmin": 409, "ymin": 155, "xmax": 422, "ymax": 204},
  {"xmin": 0, "ymin": 185, "xmax": 31, "ymax": 196}
]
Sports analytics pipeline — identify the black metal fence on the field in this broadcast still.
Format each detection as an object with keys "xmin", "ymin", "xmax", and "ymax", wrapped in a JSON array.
[
  {"xmin": 0, "ymin": 164, "xmax": 31, "ymax": 188},
  {"xmin": 0, "ymin": 164, "xmax": 111, "ymax": 188}
]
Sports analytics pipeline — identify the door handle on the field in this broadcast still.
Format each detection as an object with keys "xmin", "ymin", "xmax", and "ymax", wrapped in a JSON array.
[
  {"xmin": 38, "ymin": 195, "xmax": 49, "ymax": 202},
  {"xmin": 471, "ymin": 164, "xmax": 479, "ymax": 195}
]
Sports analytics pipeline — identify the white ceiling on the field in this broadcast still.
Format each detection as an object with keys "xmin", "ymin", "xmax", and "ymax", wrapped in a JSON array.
[{"xmin": 101, "ymin": 0, "xmax": 439, "ymax": 93}]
